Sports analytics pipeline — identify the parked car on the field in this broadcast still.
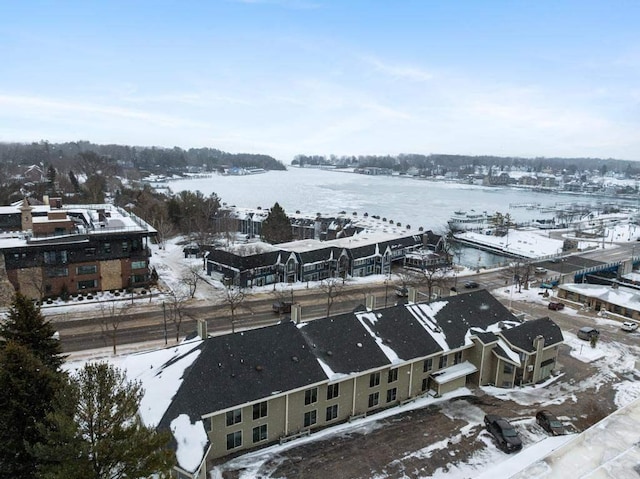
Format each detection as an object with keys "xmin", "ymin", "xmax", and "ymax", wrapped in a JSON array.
[
  {"xmin": 621, "ymin": 321, "xmax": 638, "ymax": 332},
  {"xmin": 536, "ymin": 410, "xmax": 565, "ymax": 436},
  {"xmin": 272, "ymin": 301, "xmax": 292, "ymax": 314},
  {"xmin": 548, "ymin": 302, "xmax": 565, "ymax": 311},
  {"xmin": 577, "ymin": 326, "xmax": 600, "ymax": 341},
  {"xmin": 484, "ymin": 414, "xmax": 522, "ymax": 453},
  {"xmin": 464, "ymin": 281, "xmax": 479, "ymax": 289},
  {"xmin": 534, "ymin": 266, "xmax": 547, "ymax": 274}
]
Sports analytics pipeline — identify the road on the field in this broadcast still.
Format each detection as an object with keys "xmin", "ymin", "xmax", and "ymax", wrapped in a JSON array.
[{"xmin": 52, "ymin": 242, "xmax": 638, "ymax": 353}]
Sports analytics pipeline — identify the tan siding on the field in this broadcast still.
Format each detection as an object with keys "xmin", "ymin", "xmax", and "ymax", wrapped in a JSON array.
[
  {"xmin": 15, "ymin": 266, "xmax": 43, "ymax": 299},
  {"xmin": 100, "ymin": 259, "xmax": 123, "ymax": 291}
]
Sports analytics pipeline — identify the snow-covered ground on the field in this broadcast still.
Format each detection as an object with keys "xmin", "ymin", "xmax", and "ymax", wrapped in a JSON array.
[{"xmin": 56, "ymin": 223, "xmax": 640, "ymax": 479}]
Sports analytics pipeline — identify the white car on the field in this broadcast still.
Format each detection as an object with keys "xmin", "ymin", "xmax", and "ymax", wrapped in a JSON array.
[{"xmin": 621, "ymin": 321, "xmax": 638, "ymax": 332}]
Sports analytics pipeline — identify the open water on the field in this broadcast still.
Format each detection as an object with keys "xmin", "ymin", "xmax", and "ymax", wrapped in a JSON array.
[{"xmin": 165, "ymin": 167, "xmax": 631, "ymax": 267}]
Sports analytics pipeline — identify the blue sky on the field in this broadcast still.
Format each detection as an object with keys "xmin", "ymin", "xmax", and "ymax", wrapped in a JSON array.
[{"xmin": 0, "ymin": 0, "xmax": 639, "ymax": 162}]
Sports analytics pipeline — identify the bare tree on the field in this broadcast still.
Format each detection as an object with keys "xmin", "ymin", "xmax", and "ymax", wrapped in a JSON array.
[
  {"xmin": 153, "ymin": 214, "xmax": 175, "ymax": 250},
  {"xmin": 18, "ymin": 267, "xmax": 46, "ymax": 304},
  {"xmin": 99, "ymin": 300, "xmax": 130, "ymax": 355},
  {"xmin": 166, "ymin": 287, "xmax": 191, "ymax": 342},
  {"xmin": 319, "ymin": 277, "xmax": 345, "ymax": 318},
  {"xmin": 510, "ymin": 260, "xmax": 533, "ymax": 293},
  {"xmin": 222, "ymin": 286, "xmax": 246, "ymax": 333},
  {"xmin": 418, "ymin": 264, "xmax": 452, "ymax": 301},
  {"xmin": 182, "ymin": 264, "xmax": 204, "ymax": 299}
]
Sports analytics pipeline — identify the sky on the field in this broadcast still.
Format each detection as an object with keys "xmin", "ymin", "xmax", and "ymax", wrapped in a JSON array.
[{"xmin": 1, "ymin": 0, "xmax": 639, "ymax": 162}]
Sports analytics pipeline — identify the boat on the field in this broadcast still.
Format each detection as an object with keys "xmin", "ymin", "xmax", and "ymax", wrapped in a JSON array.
[{"xmin": 447, "ymin": 210, "xmax": 496, "ymax": 232}]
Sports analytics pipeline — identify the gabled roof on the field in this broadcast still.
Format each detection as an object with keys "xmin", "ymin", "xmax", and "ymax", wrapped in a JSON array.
[
  {"xmin": 408, "ymin": 289, "xmax": 521, "ymax": 350},
  {"xmin": 297, "ymin": 313, "xmax": 390, "ymax": 377},
  {"xmin": 348, "ymin": 243, "xmax": 379, "ymax": 259},
  {"xmin": 499, "ymin": 316, "xmax": 564, "ymax": 353},
  {"xmin": 379, "ymin": 234, "xmax": 423, "ymax": 251},
  {"xmin": 159, "ymin": 322, "xmax": 327, "ymax": 428},
  {"xmin": 295, "ymin": 246, "xmax": 339, "ymax": 264},
  {"xmin": 204, "ymin": 248, "xmax": 281, "ymax": 270},
  {"xmin": 354, "ymin": 306, "xmax": 443, "ymax": 361}
]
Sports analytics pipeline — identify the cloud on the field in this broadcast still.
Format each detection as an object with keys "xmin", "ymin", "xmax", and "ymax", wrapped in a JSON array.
[
  {"xmin": 364, "ymin": 56, "xmax": 434, "ymax": 82},
  {"xmin": 0, "ymin": 94, "xmax": 212, "ymax": 129}
]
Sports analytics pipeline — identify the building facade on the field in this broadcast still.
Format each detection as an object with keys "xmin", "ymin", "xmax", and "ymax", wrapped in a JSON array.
[
  {"xmin": 125, "ymin": 289, "xmax": 563, "ymax": 478},
  {"xmin": 0, "ymin": 197, "xmax": 156, "ymax": 299}
]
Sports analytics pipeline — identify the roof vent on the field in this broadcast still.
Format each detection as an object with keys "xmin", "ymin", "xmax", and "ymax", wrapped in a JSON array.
[
  {"xmin": 291, "ymin": 356, "xmax": 299, "ymax": 362},
  {"xmin": 326, "ymin": 350, "xmax": 333, "ymax": 356},
  {"xmin": 255, "ymin": 365, "xmax": 263, "ymax": 372},
  {"xmin": 357, "ymin": 342, "xmax": 363, "ymax": 348}
]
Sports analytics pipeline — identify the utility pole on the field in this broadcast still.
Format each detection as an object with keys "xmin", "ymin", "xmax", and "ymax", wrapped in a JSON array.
[{"xmin": 162, "ymin": 301, "xmax": 167, "ymax": 345}]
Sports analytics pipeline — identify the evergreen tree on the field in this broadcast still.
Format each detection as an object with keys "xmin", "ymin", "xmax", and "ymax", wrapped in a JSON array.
[
  {"xmin": 0, "ymin": 293, "xmax": 65, "ymax": 371},
  {"xmin": 0, "ymin": 341, "xmax": 61, "ymax": 477},
  {"xmin": 261, "ymin": 202, "xmax": 293, "ymax": 244},
  {"xmin": 36, "ymin": 362, "xmax": 175, "ymax": 479}
]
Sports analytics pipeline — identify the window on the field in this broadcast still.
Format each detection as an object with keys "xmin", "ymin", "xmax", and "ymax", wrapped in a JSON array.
[
  {"xmin": 46, "ymin": 267, "xmax": 68, "ymax": 278},
  {"xmin": 327, "ymin": 383, "xmax": 339, "ymax": 400},
  {"xmin": 439, "ymin": 355, "xmax": 448, "ymax": 369},
  {"xmin": 369, "ymin": 372, "xmax": 381, "ymax": 388},
  {"xmin": 453, "ymin": 351, "xmax": 462, "ymax": 365},
  {"xmin": 76, "ymin": 265, "xmax": 97, "ymax": 275},
  {"xmin": 203, "ymin": 417, "xmax": 212, "ymax": 431},
  {"xmin": 252, "ymin": 424, "xmax": 267, "ymax": 443},
  {"xmin": 103, "ymin": 242, "xmax": 111, "ymax": 254},
  {"xmin": 326, "ymin": 404, "xmax": 338, "ymax": 422},
  {"xmin": 226, "ymin": 431, "xmax": 242, "ymax": 450},
  {"xmin": 421, "ymin": 378, "xmax": 428, "ymax": 392},
  {"xmin": 84, "ymin": 247, "xmax": 96, "ymax": 256},
  {"xmin": 253, "ymin": 401, "xmax": 267, "ymax": 421},
  {"xmin": 386, "ymin": 387, "xmax": 397, "ymax": 403},
  {"xmin": 388, "ymin": 368, "xmax": 398, "ymax": 383},
  {"xmin": 121, "ymin": 241, "xmax": 129, "ymax": 252},
  {"xmin": 303, "ymin": 410, "xmax": 317, "ymax": 427},
  {"xmin": 368, "ymin": 392, "xmax": 379, "ymax": 408},
  {"xmin": 78, "ymin": 279, "xmax": 97, "ymax": 290},
  {"xmin": 423, "ymin": 358, "xmax": 433, "ymax": 372},
  {"xmin": 131, "ymin": 260, "xmax": 147, "ymax": 270},
  {"xmin": 503, "ymin": 363, "xmax": 514, "ymax": 374},
  {"xmin": 43, "ymin": 250, "xmax": 67, "ymax": 264},
  {"xmin": 253, "ymin": 401, "xmax": 268, "ymax": 420},
  {"xmin": 226, "ymin": 408, "xmax": 242, "ymax": 426},
  {"xmin": 304, "ymin": 387, "xmax": 318, "ymax": 405}
]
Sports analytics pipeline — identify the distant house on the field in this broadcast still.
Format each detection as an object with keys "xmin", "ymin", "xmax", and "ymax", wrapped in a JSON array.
[
  {"xmin": 22, "ymin": 164, "xmax": 46, "ymax": 183},
  {"xmin": 126, "ymin": 289, "xmax": 563, "ymax": 478}
]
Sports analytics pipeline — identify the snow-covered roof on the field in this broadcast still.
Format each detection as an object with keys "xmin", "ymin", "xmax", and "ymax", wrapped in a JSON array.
[
  {"xmin": 430, "ymin": 361, "xmax": 478, "ymax": 384},
  {"xmin": 559, "ymin": 283, "xmax": 640, "ymax": 312}
]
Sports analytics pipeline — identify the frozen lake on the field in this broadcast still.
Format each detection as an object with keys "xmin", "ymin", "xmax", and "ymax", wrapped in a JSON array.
[{"xmin": 164, "ymin": 167, "xmax": 627, "ymax": 267}]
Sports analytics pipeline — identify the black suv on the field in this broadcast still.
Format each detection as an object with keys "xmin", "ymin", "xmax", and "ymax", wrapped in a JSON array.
[{"xmin": 484, "ymin": 415, "xmax": 522, "ymax": 453}]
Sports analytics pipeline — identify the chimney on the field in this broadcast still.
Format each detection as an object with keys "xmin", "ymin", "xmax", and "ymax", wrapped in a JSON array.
[
  {"xmin": 408, "ymin": 287, "xmax": 418, "ymax": 304},
  {"xmin": 532, "ymin": 335, "xmax": 545, "ymax": 382},
  {"xmin": 291, "ymin": 304, "xmax": 302, "ymax": 324},
  {"xmin": 19, "ymin": 197, "xmax": 33, "ymax": 231},
  {"xmin": 197, "ymin": 319, "xmax": 208, "ymax": 340},
  {"xmin": 365, "ymin": 294, "xmax": 376, "ymax": 311}
]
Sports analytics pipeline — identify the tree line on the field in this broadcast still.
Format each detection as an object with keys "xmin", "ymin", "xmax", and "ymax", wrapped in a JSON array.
[
  {"xmin": 293, "ymin": 153, "xmax": 640, "ymax": 176},
  {"xmin": 0, "ymin": 293, "xmax": 175, "ymax": 477},
  {"xmin": 0, "ymin": 140, "xmax": 286, "ymax": 189}
]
